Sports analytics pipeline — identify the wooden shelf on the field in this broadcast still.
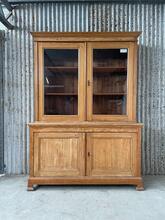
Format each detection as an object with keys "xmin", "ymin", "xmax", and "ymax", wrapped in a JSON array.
[
  {"xmin": 93, "ymin": 67, "xmax": 127, "ymax": 73},
  {"xmin": 45, "ymin": 85, "xmax": 64, "ymax": 88},
  {"xmin": 45, "ymin": 66, "xmax": 126, "ymax": 74},
  {"xmin": 45, "ymin": 93, "xmax": 78, "ymax": 96},
  {"xmin": 94, "ymin": 93, "xmax": 126, "ymax": 96},
  {"xmin": 45, "ymin": 66, "xmax": 78, "ymax": 73},
  {"xmin": 46, "ymin": 93, "xmax": 126, "ymax": 96}
]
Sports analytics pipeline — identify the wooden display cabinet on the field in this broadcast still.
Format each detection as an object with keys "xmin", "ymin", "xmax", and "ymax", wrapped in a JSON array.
[{"xmin": 28, "ymin": 32, "xmax": 144, "ymax": 191}]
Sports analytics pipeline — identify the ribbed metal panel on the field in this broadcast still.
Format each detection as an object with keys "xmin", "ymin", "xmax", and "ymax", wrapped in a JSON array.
[
  {"xmin": 0, "ymin": 31, "xmax": 4, "ymax": 174},
  {"xmin": 8, "ymin": 0, "xmax": 165, "ymax": 4},
  {"xmin": 3, "ymin": 2, "xmax": 165, "ymax": 174}
]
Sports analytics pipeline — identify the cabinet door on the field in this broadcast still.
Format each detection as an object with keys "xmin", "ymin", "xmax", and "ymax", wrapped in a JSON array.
[
  {"xmin": 86, "ymin": 133, "xmax": 137, "ymax": 176},
  {"xmin": 37, "ymin": 42, "xmax": 86, "ymax": 121},
  {"xmin": 34, "ymin": 133, "xmax": 85, "ymax": 177},
  {"xmin": 87, "ymin": 42, "xmax": 136, "ymax": 121}
]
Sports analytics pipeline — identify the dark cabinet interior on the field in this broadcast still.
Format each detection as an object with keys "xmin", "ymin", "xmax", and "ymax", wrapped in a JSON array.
[
  {"xmin": 44, "ymin": 49, "xmax": 78, "ymax": 115},
  {"xmin": 93, "ymin": 49, "xmax": 127, "ymax": 115}
]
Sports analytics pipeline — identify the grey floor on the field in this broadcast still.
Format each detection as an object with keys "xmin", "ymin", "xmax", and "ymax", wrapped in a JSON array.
[{"xmin": 0, "ymin": 176, "xmax": 165, "ymax": 220}]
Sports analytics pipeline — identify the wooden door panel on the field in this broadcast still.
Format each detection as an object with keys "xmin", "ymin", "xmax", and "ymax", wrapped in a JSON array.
[
  {"xmin": 34, "ymin": 133, "xmax": 85, "ymax": 177},
  {"xmin": 87, "ymin": 133, "xmax": 137, "ymax": 176},
  {"xmin": 87, "ymin": 42, "xmax": 136, "ymax": 122},
  {"xmin": 37, "ymin": 42, "xmax": 86, "ymax": 121}
]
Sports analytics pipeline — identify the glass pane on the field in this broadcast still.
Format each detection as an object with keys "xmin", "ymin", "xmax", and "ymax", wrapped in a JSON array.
[
  {"xmin": 93, "ymin": 49, "xmax": 127, "ymax": 115},
  {"xmin": 44, "ymin": 49, "xmax": 78, "ymax": 115}
]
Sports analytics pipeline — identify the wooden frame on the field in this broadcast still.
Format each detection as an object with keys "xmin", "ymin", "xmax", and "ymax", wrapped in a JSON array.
[
  {"xmin": 87, "ymin": 42, "xmax": 136, "ymax": 121},
  {"xmin": 28, "ymin": 32, "xmax": 143, "ymax": 191},
  {"xmin": 36, "ymin": 42, "xmax": 86, "ymax": 121}
]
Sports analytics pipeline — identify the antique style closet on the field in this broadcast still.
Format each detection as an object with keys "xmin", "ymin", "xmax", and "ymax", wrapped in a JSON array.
[{"xmin": 28, "ymin": 32, "xmax": 143, "ymax": 191}]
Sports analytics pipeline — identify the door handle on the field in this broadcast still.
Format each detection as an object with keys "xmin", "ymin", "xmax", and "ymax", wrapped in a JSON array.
[{"xmin": 87, "ymin": 80, "xmax": 91, "ymax": 86}]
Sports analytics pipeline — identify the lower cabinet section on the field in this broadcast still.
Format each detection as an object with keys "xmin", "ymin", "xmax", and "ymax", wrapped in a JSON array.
[
  {"xmin": 34, "ymin": 133, "xmax": 85, "ymax": 177},
  {"xmin": 28, "ymin": 123, "xmax": 143, "ymax": 191}
]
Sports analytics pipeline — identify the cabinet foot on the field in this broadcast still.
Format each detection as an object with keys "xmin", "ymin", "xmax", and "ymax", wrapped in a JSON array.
[
  {"xmin": 136, "ymin": 182, "xmax": 144, "ymax": 191},
  {"xmin": 27, "ymin": 182, "xmax": 38, "ymax": 191},
  {"xmin": 27, "ymin": 186, "xmax": 35, "ymax": 191}
]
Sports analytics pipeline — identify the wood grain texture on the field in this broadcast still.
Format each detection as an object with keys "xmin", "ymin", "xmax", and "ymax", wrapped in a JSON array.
[
  {"xmin": 28, "ymin": 176, "xmax": 144, "ymax": 191},
  {"xmin": 28, "ymin": 124, "xmax": 142, "ymax": 188},
  {"xmin": 31, "ymin": 32, "xmax": 141, "ymax": 42},
  {"xmin": 28, "ymin": 32, "xmax": 143, "ymax": 190},
  {"xmin": 29, "ymin": 121, "xmax": 143, "ymax": 127},
  {"xmin": 28, "ymin": 122, "xmax": 142, "ymax": 134},
  {"xmin": 87, "ymin": 133, "xmax": 137, "ymax": 177},
  {"xmin": 127, "ymin": 42, "xmax": 136, "ymax": 121},
  {"xmin": 34, "ymin": 133, "xmax": 85, "ymax": 177},
  {"xmin": 34, "ymin": 42, "xmax": 39, "ymax": 121}
]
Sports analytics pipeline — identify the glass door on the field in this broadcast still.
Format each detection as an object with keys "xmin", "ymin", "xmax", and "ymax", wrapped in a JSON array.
[
  {"xmin": 87, "ymin": 42, "xmax": 135, "ymax": 121},
  {"xmin": 38, "ymin": 42, "xmax": 86, "ymax": 121}
]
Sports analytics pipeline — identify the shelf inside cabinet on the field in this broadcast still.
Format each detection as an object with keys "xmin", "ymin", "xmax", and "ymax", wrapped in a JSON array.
[
  {"xmin": 93, "ymin": 93, "xmax": 126, "ymax": 96},
  {"xmin": 93, "ymin": 95, "xmax": 127, "ymax": 115},
  {"xmin": 45, "ymin": 66, "xmax": 78, "ymax": 73},
  {"xmin": 45, "ymin": 93, "xmax": 78, "ymax": 96},
  {"xmin": 93, "ymin": 67, "xmax": 127, "ymax": 73}
]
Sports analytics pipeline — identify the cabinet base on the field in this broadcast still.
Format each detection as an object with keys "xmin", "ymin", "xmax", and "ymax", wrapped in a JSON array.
[{"xmin": 28, "ymin": 177, "xmax": 143, "ymax": 191}]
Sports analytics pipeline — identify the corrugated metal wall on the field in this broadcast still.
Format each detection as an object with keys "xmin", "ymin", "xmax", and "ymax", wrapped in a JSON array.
[
  {"xmin": 0, "ymin": 31, "xmax": 4, "ymax": 174},
  {"xmin": 3, "ymin": 2, "xmax": 165, "ymax": 174}
]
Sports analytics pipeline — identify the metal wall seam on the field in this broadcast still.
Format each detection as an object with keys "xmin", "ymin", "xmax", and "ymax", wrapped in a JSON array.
[{"xmin": 3, "ymin": 2, "xmax": 165, "ymax": 174}]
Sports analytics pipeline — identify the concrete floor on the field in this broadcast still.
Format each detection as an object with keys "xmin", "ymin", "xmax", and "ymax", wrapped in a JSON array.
[{"xmin": 0, "ymin": 176, "xmax": 165, "ymax": 220}]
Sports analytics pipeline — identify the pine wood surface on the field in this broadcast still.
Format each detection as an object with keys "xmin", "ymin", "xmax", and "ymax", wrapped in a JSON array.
[
  {"xmin": 31, "ymin": 32, "xmax": 141, "ymax": 42},
  {"xmin": 28, "ymin": 123, "xmax": 143, "ymax": 190},
  {"xmin": 28, "ymin": 32, "xmax": 143, "ymax": 190}
]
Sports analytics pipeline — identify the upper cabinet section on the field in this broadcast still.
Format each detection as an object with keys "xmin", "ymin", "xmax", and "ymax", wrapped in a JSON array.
[{"xmin": 32, "ymin": 32, "xmax": 141, "ymax": 122}]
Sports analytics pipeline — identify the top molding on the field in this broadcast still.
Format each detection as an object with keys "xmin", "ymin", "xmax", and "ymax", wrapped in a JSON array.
[{"xmin": 31, "ymin": 32, "xmax": 141, "ymax": 42}]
